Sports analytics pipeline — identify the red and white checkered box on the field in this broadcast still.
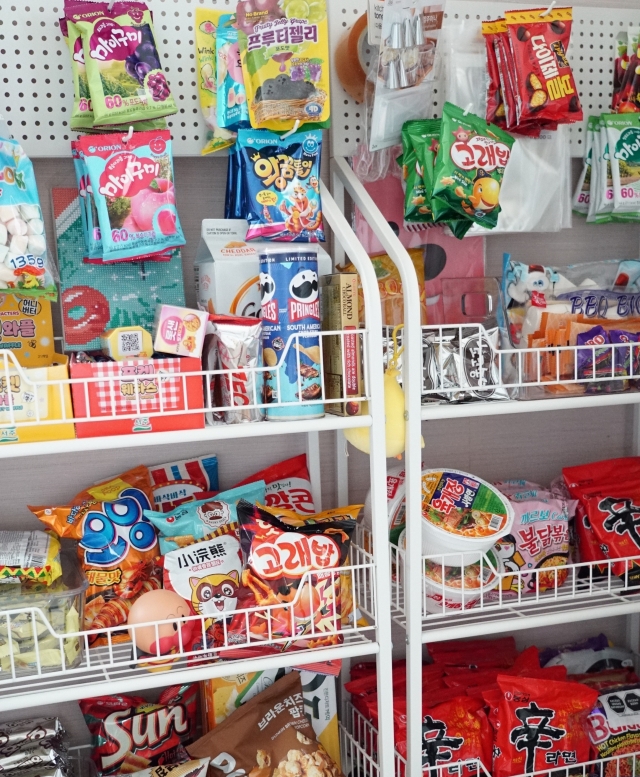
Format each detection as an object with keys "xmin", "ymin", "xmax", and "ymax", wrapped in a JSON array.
[{"xmin": 70, "ymin": 355, "xmax": 204, "ymax": 438}]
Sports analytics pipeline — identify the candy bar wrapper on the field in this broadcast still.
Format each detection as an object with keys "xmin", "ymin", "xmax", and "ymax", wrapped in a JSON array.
[
  {"xmin": 10, "ymin": 768, "xmax": 67, "ymax": 777},
  {"xmin": 0, "ymin": 718, "xmax": 64, "ymax": 755},
  {"xmin": 0, "ymin": 742, "xmax": 67, "ymax": 773},
  {"xmin": 423, "ymin": 326, "xmax": 511, "ymax": 402},
  {"xmin": 576, "ymin": 325, "xmax": 615, "ymax": 393},
  {"xmin": 209, "ymin": 315, "xmax": 264, "ymax": 424},
  {"xmin": 125, "ymin": 759, "xmax": 210, "ymax": 777}
]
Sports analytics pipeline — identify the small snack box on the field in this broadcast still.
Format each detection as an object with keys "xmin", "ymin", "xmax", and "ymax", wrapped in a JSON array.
[
  {"xmin": 101, "ymin": 327, "xmax": 154, "ymax": 361},
  {"xmin": 70, "ymin": 354, "xmax": 205, "ymax": 438},
  {"xmin": 0, "ymin": 546, "xmax": 87, "ymax": 676},
  {"xmin": 0, "ymin": 293, "xmax": 55, "ymax": 368},
  {"xmin": 154, "ymin": 304, "xmax": 209, "ymax": 358},
  {"xmin": 0, "ymin": 354, "xmax": 75, "ymax": 444}
]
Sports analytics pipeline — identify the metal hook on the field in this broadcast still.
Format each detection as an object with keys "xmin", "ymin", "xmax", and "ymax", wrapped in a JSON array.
[
  {"xmin": 540, "ymin": 2, "xmax": 557, "ymax": 17},
  {"xmin": 108, "ymin": 0, "xmax": 116, "ymax": 9},
  {"xmin": 123, "ymin": 125, "xmax": 134, "ymax": 145},
  {"xmin": 463, "ymin": 102, "xmax": 473, "ymax": 116},
  {"xmin": 280, "ymin": 119, "xmax": 301, "ymax": 140}
]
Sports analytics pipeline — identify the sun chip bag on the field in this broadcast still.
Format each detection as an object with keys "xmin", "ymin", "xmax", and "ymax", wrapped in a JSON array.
[
  {"xmin": 493, "ymin": 675, "xmax": 598, "ymax": 777},
  {"xmin": 30, "ymin": 466, "xmax": 158, "ymax": 638},
  {"xmin": 234, "ymin": 454, "xmax": 315, "ymax": 515},
  {"xmin": 189, "ymin": 672, "xmax": 343, "ymax": 777},
  {"xmin": 231, "ymin": 500, "xmax": 358, "ymax": 650},
  {"xmin": 71, "ymin": 1, "xmax": 177, "ymax": 126},
  {"xmin": 505, "ymin": 7, "xmax": 582, "ymax": 127},
  {"xmin": 432, "ymin": 102, "xmax": 514, "ymax": 231},
  {"xmin": 149, "ymin": 455, "xmax": 219, "ymax": 512},
  {"xmin": 81, "ymin": 683, "xmax": 198, "ymax": 776},
  {"xmin": 145, "ymin": 481, "xmax": 265, "ymax": 554},
  {"xmin": 236, "ymin": 0, "xmax": 330, "ymax": 132},
  {"xmin": 395, "ymin": 695, "xmax": 492, "ymax": 775}
]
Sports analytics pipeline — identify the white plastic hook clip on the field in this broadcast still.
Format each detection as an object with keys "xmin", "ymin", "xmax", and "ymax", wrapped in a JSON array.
[
  {"xmin": 463, "ymin": 102, "xmax": 473, "ymax": 116},
  {"xmin": 281, "ymin": 119, "xmax": 301, "ymax": 140},
  {"xmin": 123, "ymin": 125, "xmax": 134, "ymax": 145},
  {"xmin": 108, "ymin": 0, "xmax": 116, "ymax": 10},
  {"xmin": 540, "ymin": 2, "xmax": 557, "ymax": 18}
]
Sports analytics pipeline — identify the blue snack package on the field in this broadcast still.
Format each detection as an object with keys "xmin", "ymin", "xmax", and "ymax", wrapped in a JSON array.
[
  {"xmin": 77, "ymin": 129, "xmax": 186, "ymax": 262},
  {"xmin": 237, "ymin": 128, "xmax": 324, "ymax": 242},
  {"xmin": 259, "ymin": 246, "xmax": 324, "ymax": 420},
  {"xmin": 145, "ymin": 480, "xmax": 266, "ymax": 554},
  {"xmin": 217, "ymin": 16, "xmax": 249, "ymax": 131},
  {"xmin": 225, "ymin": 145, "xmax": 244, "ymax": 220},
  {"xmin": 0, "ymin": 137, "xmax": 57, "ymax": 299},
  {"xmin": 73, "ymin": 141, "xmax": 103, "ymax": 260}
]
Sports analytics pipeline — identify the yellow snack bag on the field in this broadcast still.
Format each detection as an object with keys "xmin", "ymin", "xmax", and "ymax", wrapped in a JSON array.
[
  {"xmin": 0, "ymin": 531, "xmax": 62, "ymax": 586},
  {"xmin": 237, "ymin": 0, "xmax": 331, "ymax": 131},
  {"xmin": 195, "ymin": 8, "xmax": 237, "ymax": 156}
]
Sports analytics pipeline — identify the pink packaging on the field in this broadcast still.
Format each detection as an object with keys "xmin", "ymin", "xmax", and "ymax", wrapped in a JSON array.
[{"xmin": 153, "ymin": 304, "xmax": 209, "ymax": 357}]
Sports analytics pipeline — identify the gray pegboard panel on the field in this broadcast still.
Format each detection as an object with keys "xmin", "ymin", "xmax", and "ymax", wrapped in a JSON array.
[{"xmin": 329, "ymin": 0, "xmax": 640, "ymax": 159}]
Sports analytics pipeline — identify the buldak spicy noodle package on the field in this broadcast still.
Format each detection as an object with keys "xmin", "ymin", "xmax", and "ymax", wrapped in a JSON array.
[{"xmin": 30, "ymin": 466, "xmax": 159, "ymax": 641}]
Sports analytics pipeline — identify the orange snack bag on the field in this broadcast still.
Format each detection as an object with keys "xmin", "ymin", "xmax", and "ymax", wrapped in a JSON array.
[{"xmin": 30, "ymin": 466, "xmax": 160, "ymax": 642}]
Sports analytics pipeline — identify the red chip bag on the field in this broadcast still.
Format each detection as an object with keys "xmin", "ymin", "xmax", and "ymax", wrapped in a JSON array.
[
  {"xmin": 505, "ymin": 7, "xmax": 582, "ymax": 126},
  {"xmin": 494, "ymin": 675, "xmax": 598, "ymax": 777},
  {"xmin": 430, "ymin": 636, "xmax": 517, "ymax": 660},
  {"xmin": 395, "ymin": 696, "xmax": 492, "ymax": 777},
  {"xmin": 234, "ymin": 454, "xmax": 315, "ymax": 515},
  {"xmin": 231, "ymin": 500, "xmax": 358, "ymax": 650},
  {"xmin": 81, "ymin": 684, "xmax": 198, "ymax": 776}
]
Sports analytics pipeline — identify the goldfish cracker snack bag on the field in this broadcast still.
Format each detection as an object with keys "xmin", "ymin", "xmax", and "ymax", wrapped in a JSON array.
[
  {"xmin": 71, "ymin": 1, "xmax": 177, "ymax": 126},
  {"xmin": 194, "ymin": 7, "xmax": 236, "ymax": 156},
  {"xmin": 30, "ymin": 466, "xmax": 159, "ymax": 639},
  {"xmin": 237, "ymin": 127, "xmax": 324, "ymax": 243},
  {"xmin": 236, "ymin": 0, "xmax": 330, "ymax": 132},
  {"xmin": 432, "ymin": 102, "xmax": 514, "ymax": 231}
]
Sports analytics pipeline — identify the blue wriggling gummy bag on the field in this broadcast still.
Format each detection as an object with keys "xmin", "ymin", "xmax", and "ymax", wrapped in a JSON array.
[
  {"xmin": 216, "ymin": 15, "xmax": 249, "ymax": 132},
  {"xmin": 145, "ymin": 480, "xmax": 266, "ymax": 554},
  {"xmin": 237, "ymin": 127, "xmax": 324, "ymax": 242},
  {"xmin": 77, "ymin": 129, "xmax": 185, "ymax": 262}
]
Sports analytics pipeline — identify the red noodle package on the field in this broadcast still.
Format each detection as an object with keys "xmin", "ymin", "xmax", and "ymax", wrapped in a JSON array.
[
  {"xmin": 234, "ymin": 454, "xmax": 315, "ymax": 515},
  {"xmin": 493, "ymin": 675, "xmax": 598, "ymax": 777},
  {"xmin": 81, "ymin": 684, "xmax": 198, "ymax": 776}
]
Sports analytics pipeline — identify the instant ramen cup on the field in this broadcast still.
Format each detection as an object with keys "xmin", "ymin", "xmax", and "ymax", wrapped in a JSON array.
[
  {"xmin": 399, "ymin": 529, "xmax": 502, "ymax": 613},
  {"xmin": 421, "ymin": 469, "xmax": 514, "ymax": 564}
]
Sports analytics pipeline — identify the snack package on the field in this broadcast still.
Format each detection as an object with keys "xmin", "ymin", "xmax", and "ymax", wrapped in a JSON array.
[
  {"xmin": 100, "ymin": 326, "xmax": 154, "ymax": 360},
  {"xmin": 145, "ymin": 481, "xmax": 265, "ymax": 554},
  {"xmin": 234, "ymin": 454, "xmax": 316, "ymax": 515},
  {"xmin": 125, "ymin": 760, "xmax": 210, "ymax": 777},
  {"xmin": 482, "ymin": 21, "xmax": 506, "ymax": 128},
  {"xmin": 573, "ymin": 115, "xmax": 597, "ymax": 215},
  {"xmin": 208, "ymin": 314, "xmax": 264, "ymax": 424},
  {"xmin": 30, "ymin": 466, "xmax": 159, "ymax": 638},
  {"xmin": 505, "ymin": 7, "xmax": 582, "ymax": 126},
  {"xmin": 236, "ymin": 128, "xmax": 324, "ymax": 243},
  {"xmin": 395, "ymin": 696, "xmax": 492, "ymax": 776},
  {"xmin": 216, "ymin": 16, "xmax": 248, "ymax": 132},
  {"xmin": 195, "ymin": 8, "xmax": 236, "ymax": 156},
  {"xmin": 0, "ymin": 137, "xmax": 57, "ymax": 299},
  {"xmin": 431, "ymin": 102, "xmax": 514, "ymax": 232},
  {"xmin": 71, "ymin": 2, "xmax": 177, "ymax": 126},
  {"xmin": 539, "ymin": 633, "xmax": 611, "ymax": 667},
  {"xmin": 153, "ymin": 304, "xmax": 209, "ymax": 358},
  {"xmin": 607, "ymin": 114, "xmax": 640, "ymax": 219},
  {"xmin": 188, "ymin": 673, "xmax": 343, "ymax": 777},
  {"xmin": 612, "ymin": 31, "xmax": 630, "ymax": 111},
  {"xmin": 0, "ymin": 741, "xmax": 67, "ymax": 773},
  {"xmin": 81, "ymin": 684, "xmax": 198, "ymax": 776},
  {"xmin": 400, "ymin": 119, "xmax": 440, "ymax": 223},
  {"xmin": 200, "ymin": 669, "xmax": 340, "ymax": 767},
  {"xmin": 77, "ymin": 130, "xmax": 185, "ymax": 263},
  {"xmin": 0, "ymin": 532, "xmax": 62, "ymax": 586},
  {"xmin": 545, "ymin": 646, "xmax": 634, "ymax": 674},
  {"xmin": 232, "ymin": 501, "xmax": 359, "ymax": 650},
  {"xmin": 62, "ymin": 16, "xmax": 94, "ymax": 131},
  {"xmin": 236, "ymin": 0, "xmax": 330, "ymax": 132},
  {"xmin": 149, "ymin": 455, "xmax": 219, "ymax": 513},
  {"xmin": 587, "ymin": 685, "xmax": 640, "ymax": 770},
  {"xmin": 493, "ymin": 675, "xmax": 598, "ymax": 777},
  {"xmin": 0, "ymin": 717, "xmax": 64, "ymax": 752}
]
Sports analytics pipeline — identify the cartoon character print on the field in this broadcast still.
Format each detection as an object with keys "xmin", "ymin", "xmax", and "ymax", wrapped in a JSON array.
[
  {"xmin": 455, "ymin": 169, "xmax": 502, "ymax": 218},
  {"xmin": 452, "ymin": 126, "xmax": 475, "ymax": 143},
  {"xmin": 190, "ymin": 570, "xmax": 240, "ymax": 616},
  {"xmin": 495, "ymin": 534, "xmax": 525, "ymax": 595},
  {"xmin": 280, "ymin": 184, "xmax": 323, "ymax": 235},
  {"xmin": 507, "ymin": 264, "xmax": 554, "ymax": 307},
  {"xmin": 289, "ymin": 269, "xmax": 319, "ymax": 305}
]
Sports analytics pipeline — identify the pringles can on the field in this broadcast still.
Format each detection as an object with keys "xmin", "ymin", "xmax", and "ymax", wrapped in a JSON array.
[{"xmin": 259, "ymin": 247, "xmax": 324, "ymax": 420}]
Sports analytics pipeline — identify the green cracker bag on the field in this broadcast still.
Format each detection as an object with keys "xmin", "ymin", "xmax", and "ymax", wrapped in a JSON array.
[
  {"xmin": 432, "ymin": 102, "xmax": 514, "ymax": 231},
  {"xmin": 71, "ymin": 2, "xmax": 177, "ymax": 127},
  {"xmin": 401, "ymin": 119, "xmax": 440, "ymax": 223},
  {"xmin": 607, "ymin": 113, "xmax": 640, "ymax": 221}
]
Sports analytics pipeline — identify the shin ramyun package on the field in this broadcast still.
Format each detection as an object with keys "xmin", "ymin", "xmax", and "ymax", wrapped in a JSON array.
[{"xmin": 236, "ymin": 0, "xmax": 331, "ymax": 132}]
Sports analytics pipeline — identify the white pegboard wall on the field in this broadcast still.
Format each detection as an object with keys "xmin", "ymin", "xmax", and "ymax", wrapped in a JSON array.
[
  {"xmin": 329, "ymin": 0, "xmax": 640, "ymax": 159},
  {"xmin": 0, "ymin": 0, "xmax": 235, "ymax": 157}
]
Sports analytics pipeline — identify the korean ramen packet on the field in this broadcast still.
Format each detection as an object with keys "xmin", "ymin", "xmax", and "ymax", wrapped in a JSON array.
[
  {"xmin": 70, "ymin": 1, "xmax": 177, "ymax": 126},
  {"xmin": 194, "ymin": 7, "xmax": 236, "ymax": 155},
  {"xmin": 587, "ymin": 684, "xmax": 640, "ymax": 772},
  {"xmin": 233, "ymin": 454, "xmax": 315, "ymax": 515},
  {"xmin": 0, "ymin": 137, "xmax": 57, "ymax": 299},
  {"xmin": 77, "ymin": 129, "xmax": 185, "ymax": 262},
  {"xmin": 236, "ymin": 127, "xmax": 324, "ymax": 242},
  {"xmin": 236, "ymin": 0, "xmax": 330, "ymax": 132},
  {"xmin": 30, "ymin": 466, "xmax": 159, "ymax": 640},
  {"xmin": 432, "ymin": 102, "xmax": 514, "ymax": 232}
]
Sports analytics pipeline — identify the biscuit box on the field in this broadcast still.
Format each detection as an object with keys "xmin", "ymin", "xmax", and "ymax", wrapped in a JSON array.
[
  {"xmin": 0, "ymin": 293, "xmax": 55, "ymax": 367},
  {"xmin": 70, "ymin": 355, "xmax": 204, "ymax": 438},
  {"xmin": 0, "ymin": 355, "xmax": 75, "ymax": 444}
]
